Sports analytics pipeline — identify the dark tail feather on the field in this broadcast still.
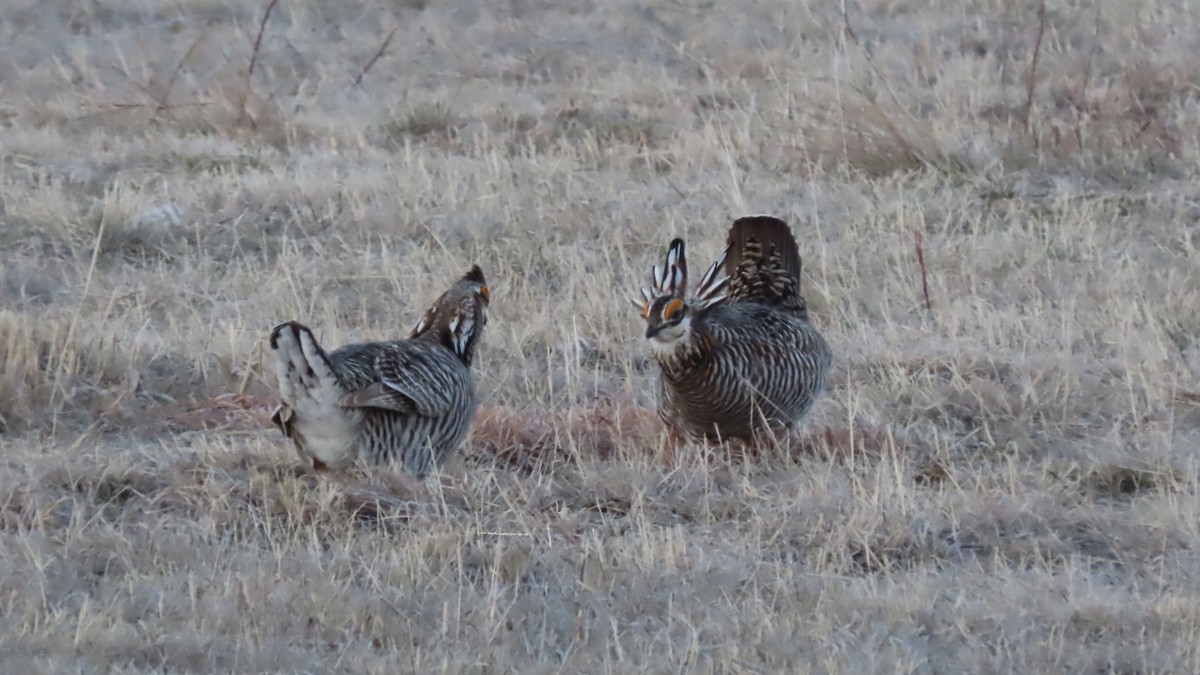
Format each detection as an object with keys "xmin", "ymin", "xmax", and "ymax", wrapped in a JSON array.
[
  {"xmin": 725, "ymin": 216, "xmax": 802, "ymax": 283},
  {"xmin": 724, "ymin": 216, "xmax": 807, "ymax": 312}
]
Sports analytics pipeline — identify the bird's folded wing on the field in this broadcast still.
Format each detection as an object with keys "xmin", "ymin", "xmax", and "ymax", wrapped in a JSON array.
[{"xmin": 337, "ymin": 349, "xmax": 457, "ymax": 417}]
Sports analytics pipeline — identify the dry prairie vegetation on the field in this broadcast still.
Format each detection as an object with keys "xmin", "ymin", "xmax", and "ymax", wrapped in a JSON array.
[{"xmin": 2, "ymin": 0, "xmax": 1200, "ymax": 671}]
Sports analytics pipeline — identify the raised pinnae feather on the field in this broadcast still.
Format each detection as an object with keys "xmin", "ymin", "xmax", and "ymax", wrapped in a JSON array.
[
  {"xmin": 670, "ymin": 239, "xmax": 685, "ymax": 253},
  {"xmin": 693, "ymin": 245, "xmax": 730, "ymax": 309},
  {"xmin": 697, "ymin": 246, "xmax": 728, "ymax": 289},
  {"xmin": 665, "ymin": 239, "xmax": 683, "ymax": 269},
  {"xmin": 634, "ymin": 238, "xmax": 689, "ymax": 312},
  {"xmin": 696, "ymin": 286, "xmax": 728, "ymax": 308},
  {"xmin": 664, "ymin": 239, "xmax": 687, "ymax": 297},
  {"xmin": 631, "ymin": 282, "xmax": 654, "ymax": 310}
]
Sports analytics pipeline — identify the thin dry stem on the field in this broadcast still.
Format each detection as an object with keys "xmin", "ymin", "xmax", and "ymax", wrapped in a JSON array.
[
  {"xmin": 1025, "ymin": 0, "xmax": 1047, "ymax": 134},
  {"xmin": 353, "ymin": 27, "xmax": 397, "ymax": 87},
  {"xmin": 239, "ymin": 0, "xmax": 280, "ymax": 130},
  {"xmin": 913, "ymin": 228, "xmax": 931, "ymax": 312}
]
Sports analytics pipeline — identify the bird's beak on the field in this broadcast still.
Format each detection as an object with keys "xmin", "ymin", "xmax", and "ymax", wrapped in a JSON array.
[{"xmin": 645, "ymin": 323, "xmax": 660, "ymax": 339}]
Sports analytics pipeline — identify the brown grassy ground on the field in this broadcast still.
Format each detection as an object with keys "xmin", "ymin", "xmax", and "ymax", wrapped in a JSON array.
[{"xmin": 2, "ymin": 0, "xmax": 1200, "ymax": 671}]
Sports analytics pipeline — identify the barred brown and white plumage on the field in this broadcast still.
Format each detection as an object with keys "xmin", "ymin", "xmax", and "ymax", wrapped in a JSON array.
[
  {"xmin": 634, "ymin": 216, "xmax": 832, "ymax": 442},
  {"xmin": 269, "ymin": 265, "xmax": 490, "ymax": 476}
]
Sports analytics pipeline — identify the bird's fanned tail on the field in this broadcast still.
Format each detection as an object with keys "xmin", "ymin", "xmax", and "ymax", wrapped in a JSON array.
[{"xmin": 724, "ymin": 215, "xmax": 807, "ymax": 314}]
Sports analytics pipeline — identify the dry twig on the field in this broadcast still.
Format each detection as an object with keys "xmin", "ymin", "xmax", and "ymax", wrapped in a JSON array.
[
  {"xmin": 913, "ymin": 229, "xmax": 932, "ymax": 311},
  {"xmin": 353, "ymin": 27, "xmax": 398, "ymax": 87},
  {"xmin": 1024, "ymin": 0, "xmax": 1047, "ymax": 133},
  {"xmin": 238, "ymin": 0, "xmax": 280, "ymax": 129}
]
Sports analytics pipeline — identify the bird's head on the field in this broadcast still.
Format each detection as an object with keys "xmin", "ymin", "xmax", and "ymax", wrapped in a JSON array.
[
  {"xmin": 642, "ymin": 295, "xmax": 693, "ymax": 349},
  {"xmin": 411, "ymin": 265, "xmax": 490, "ymax": 365}
]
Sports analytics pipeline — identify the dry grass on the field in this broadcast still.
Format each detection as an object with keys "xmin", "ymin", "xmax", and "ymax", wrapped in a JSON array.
[{"xmin": 2, "ymin": 0, "xmax": 1200, "ymax": 671}]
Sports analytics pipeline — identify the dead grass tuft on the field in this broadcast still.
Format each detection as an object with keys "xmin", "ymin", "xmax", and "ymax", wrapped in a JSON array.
[
  {"xmin": 553, "ymin": 101, "xmax": 666, "ymax": 148},
  {"xmin": 384, "ymin": 101, "xmax": 459, "ymax": 141},
  {"xmin": 983, "ymin": 59, "xmax": 1191, "ymax": 171},
  {"xmin": 0, "ymin": 311, "xmax": 131, "ymax": 431},
  {"xmin": 791, "ymin": 86, "xmax": 957, "ymax": 177},
  {"xmin": 791, "ymin": 423, "xmax": 905, "ymax": 463}
]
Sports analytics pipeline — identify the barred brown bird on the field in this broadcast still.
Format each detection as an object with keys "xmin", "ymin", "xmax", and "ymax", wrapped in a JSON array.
[
  {"xmin": 634, "ymin": 216, "xmax": 832, "ymax": 442},
  {"xmin": 269, "ymin": 265, "xmax": 490, "ymax": 476}
]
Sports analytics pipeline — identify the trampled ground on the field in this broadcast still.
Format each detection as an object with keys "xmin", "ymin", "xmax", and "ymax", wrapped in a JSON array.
[{"xmin": 2, "ymin": 0, "xmax": 1200, "ymax": 671}]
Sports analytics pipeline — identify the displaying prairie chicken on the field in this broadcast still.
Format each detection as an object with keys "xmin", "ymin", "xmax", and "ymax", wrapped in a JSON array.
[
  {"xmin": 268, "ymin": 265, "xmax": 490, "ymax": 476},
  {"xmin": 634, "ymin": 216, "xmax": 832, "ymax": 442}
]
